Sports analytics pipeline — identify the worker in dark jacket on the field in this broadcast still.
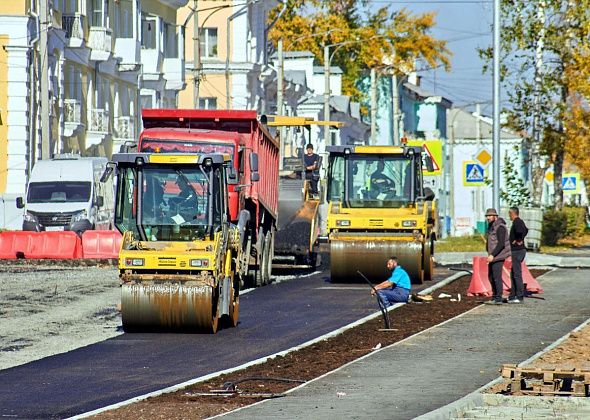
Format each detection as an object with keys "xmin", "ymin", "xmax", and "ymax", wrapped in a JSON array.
[
  {"xmin": 303, "ymin": 144, "xmax": 320, "ymax": 198},
  {"xmin": 508, "ymin": 206, "xmax": 529, "ymax": 303},
  {"xmin": 485, "ymin": 208, "xmax": 511, "ymax": 304}
]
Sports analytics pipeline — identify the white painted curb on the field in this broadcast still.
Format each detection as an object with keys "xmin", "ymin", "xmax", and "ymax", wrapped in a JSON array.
[{"xmin": 70, "ymin": 271, "xmax": 468, "ymax": 419}]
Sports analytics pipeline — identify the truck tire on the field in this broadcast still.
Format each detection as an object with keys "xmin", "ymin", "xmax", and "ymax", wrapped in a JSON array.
[
  {"xmin": 262, "ymin": 229, "xmax": 273, "ymax": 285},
  {"xmin": 254, "ymin": 228, "xmax": 265, "ymax": 287}
]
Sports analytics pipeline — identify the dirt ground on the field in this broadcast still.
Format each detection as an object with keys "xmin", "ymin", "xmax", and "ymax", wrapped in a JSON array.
[
  {"xmin": 0, "ymin": 261, "xmax": 121, "ymax": 370},
  {"xmin": 93, "ymin": 275, "xmax": 488, "ymax": 419}
]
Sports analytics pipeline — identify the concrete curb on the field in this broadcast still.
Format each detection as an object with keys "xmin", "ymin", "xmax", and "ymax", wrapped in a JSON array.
[
  {"xmin": 436, "ymin": 252, "xmax": 590, "ymax": 268},
  {"xmin": 417, "ymin": 273, "xmax": 590, "ymax": 420},
  {"xmin": 70, "ymin": 272, "xmax": 468, "ymax": 419}
]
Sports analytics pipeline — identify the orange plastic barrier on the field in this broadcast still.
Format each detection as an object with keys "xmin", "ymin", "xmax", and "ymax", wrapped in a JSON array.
[
  {"xmin": 467, "ymin": 256, "xmax": 543, "ymax": 297},
  {"xmin": 81, "ymin": 230, "xmax": 122, "ymax": 259},
  {"xmin": 0, "ymin": 231, "xmax": 38, "ymax": 259},
  {"xmin": 29, "ymin": 231, "xmax": 83, "ymax": 259},
  {"xmin": 0, "ymin": 231, "xmax": 82, "ymax": 259}
]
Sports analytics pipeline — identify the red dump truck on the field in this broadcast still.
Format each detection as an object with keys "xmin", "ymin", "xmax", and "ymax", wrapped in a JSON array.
[{"xmin": 138, "ymin": 109, "xmax": 279, "ymax": 286}]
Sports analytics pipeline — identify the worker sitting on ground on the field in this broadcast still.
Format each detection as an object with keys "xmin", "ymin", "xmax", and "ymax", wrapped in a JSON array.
[
  {"xmin": 370, "ymin": 161, "xmax": 396, "ymax": 199},
  {"xmin": 370, "ymin": 256, "xmax": 411, "ymax": 307}
]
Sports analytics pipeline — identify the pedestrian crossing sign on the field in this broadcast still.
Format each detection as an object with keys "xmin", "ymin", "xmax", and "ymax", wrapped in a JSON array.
[
  {"xmin": 463, "ymin": 161, "xmax": 486, "ymax": 186},
  {"xmin": 562, "ymin": 173, "xmax": 580, "ymax": 194}
]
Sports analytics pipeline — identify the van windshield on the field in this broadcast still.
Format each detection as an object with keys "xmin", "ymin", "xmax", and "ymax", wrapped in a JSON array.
[{"xmin": 27, "ymin": 182, "xmax": 92, "ymax": 203}]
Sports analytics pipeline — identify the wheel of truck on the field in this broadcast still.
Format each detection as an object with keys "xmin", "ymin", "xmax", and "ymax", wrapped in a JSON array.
[
  {"xmin": 423, "ymin": 238, "xmax": 434, "ymax": 282},
  {"xmin": 262, "ymin": 229, "xmax": 273, "ymax": 285},
  {"xmin": 229, "ymin": 274, "xmax": 240, "ymax": 328},
  {"xmin": 254, "ymin": 228, "xmax": 265, "ymax": 287}
]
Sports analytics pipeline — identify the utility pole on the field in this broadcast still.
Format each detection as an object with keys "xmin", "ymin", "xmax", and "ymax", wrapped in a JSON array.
[
  {"xmin": 324, "ymin": 45, "xmax": 331, "ymax": 146},
  {"xmin": 370, "ymin": 68, "xmax": 377, "ymax": 145},
  {"xmin": 492, "ymin": 0, "xmax": 501, "ymax": 211},
  {"xmin": 277, "ymin": 39, "xmax": 284, "ymax": 170},
  {"xmin": 39, "ymin": 0, "xmax": 51, "ymax": 159},
  {"xmin": 192, "ymin": 0, "xmax": 199, "ymax": 108},
  {"xmin": 392, "ymin": 74, "xmax": 400, "ymax": 145}
]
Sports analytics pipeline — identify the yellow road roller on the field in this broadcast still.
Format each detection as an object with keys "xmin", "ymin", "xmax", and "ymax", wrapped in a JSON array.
[
  {"xmin": 325, "ymin": 145, "xmax": 436, "ymax": 283},
  {"xmin": 105, "ymin": 152, "xmax": 243, "ymax": 332}
]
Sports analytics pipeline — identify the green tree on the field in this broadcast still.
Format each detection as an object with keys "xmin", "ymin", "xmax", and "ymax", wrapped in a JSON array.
[
  {"xmin": 500, "ymin": 147, "xmax": 531, "ymax": 207},
  {"xmin": 268, "ymin": 0, "xmax": 451, "ymax": 104},
  {"xmin": 480, "ymin": 0, "xmax": 590, "ymax": 210}
]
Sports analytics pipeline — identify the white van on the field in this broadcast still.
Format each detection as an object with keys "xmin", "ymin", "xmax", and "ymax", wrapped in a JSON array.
[{"xmin": 16, "ymin": 155, "xmax": 115, "ymax": 234}]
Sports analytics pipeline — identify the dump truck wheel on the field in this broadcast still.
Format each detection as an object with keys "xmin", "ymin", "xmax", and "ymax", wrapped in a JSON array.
[
  {"xmin": 262, "ymin": 229, "xmax": 273, "ymax": 285},
  {"xmin": 254, "ymin": 228, "xmax": 265, "ymax": 287}
]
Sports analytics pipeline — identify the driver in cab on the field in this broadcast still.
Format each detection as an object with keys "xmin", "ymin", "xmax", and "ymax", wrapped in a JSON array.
[{"xmin": 370, "ymin": 161, "xmax": 395, "ymax": 199}]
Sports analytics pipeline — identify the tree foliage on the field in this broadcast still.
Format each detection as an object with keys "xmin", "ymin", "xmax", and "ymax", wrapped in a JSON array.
[
  {"xmin": 268, "ymin": 0, "xmax": 451, "ymax": 102},
  {"xmin": 479, "ymin": 0, "xmax": 590, "ymax": 209},
  {"xmin": 500, "ymin": 147, "xmax": 531, "ymax": 207}
]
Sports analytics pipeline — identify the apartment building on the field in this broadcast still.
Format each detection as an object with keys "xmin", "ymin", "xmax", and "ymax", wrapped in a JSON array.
[
  {"xmin": 177, "ymin": 0, "xmax": 278, "ymax": 111},
  {"xmin": 0, "ymin": 0, "xmax": 187, "ymax": 229}
]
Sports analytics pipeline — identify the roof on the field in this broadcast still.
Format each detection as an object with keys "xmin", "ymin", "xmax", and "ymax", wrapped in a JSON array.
[
  {"xmin": 447, "ymin": 108, "xmax": 522, "ymax": 141},
  {"xmin": 403, "ymin": 82, "xmax": 453, "ymax": 108},
  {"xmin": 313, "ymin": 66, "xmax": 343, "ymax": 75},
  {"xmin": 270, "ymin": 50, "xmax": 315, "ymax": 60}
]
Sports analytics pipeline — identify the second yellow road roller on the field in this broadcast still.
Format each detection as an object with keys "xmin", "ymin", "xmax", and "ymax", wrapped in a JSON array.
[
  {"xmin": 324, "ymin": 145, "xmax": 436, "ymax": 283},
  {"xmin": 105, "ymin": 152, "xmax": 244, "ymax": 333}
]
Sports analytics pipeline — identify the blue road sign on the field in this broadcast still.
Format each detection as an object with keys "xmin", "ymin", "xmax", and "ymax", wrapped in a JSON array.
[
  {"xmin": 562, "ymin": 175, "xmax": 578, "ymax": 192},
  {"xmin": 464, "ymin": 162, "xmax": 485, "ymax": 186}
]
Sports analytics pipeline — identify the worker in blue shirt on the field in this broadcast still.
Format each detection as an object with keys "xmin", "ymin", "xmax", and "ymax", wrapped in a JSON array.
[{"xmin": 370, "ymin": 256, "xmax": 411, "ymax": 306}]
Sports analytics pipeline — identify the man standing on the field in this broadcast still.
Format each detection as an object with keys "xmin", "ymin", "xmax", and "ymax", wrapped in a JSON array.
[
  {"xmin": 370, "ymin": 256, "xmax": 411, "ymax": 307},
  {"xmin": 485, "ymin": 208, "xmax": 511, "ymax": 305},
  {"xmin": 303, "ymin": 143, "xmax": 320, "ymax": 198},
  {"xmin": 508, "ymin": 206, "xmax": 529, "ymax": 303}
]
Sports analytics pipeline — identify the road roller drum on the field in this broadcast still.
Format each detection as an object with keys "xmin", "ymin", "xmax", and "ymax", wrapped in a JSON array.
[
  {"xmin": 330, "ymin": 235, "xmax": 424, "ymax": 283},
  {"xmin": 121, "ymin": 282, "xmax": 220, "ymax": 333}
]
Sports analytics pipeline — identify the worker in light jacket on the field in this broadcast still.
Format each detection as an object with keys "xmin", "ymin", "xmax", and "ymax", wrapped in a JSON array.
[
  {"xmin": 485, "ymin": 208, "xmax": 511, "ymax": 305},
  {"xmin": 508, "ymin": 206, "xmax": 529, "ymax": 303}
]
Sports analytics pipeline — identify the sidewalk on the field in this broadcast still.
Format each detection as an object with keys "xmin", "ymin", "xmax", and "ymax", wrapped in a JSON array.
[
  {"xmin": 435, "ymin": 251, "xmax": 590, "ymax": 268},
  {"xmin": 223, "ymin": 268, "xmax": 590, "ymax": 419}
]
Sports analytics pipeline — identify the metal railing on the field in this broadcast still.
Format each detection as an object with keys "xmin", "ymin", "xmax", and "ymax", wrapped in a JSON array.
[
  {"xmin": 90, "ymin": 109, "xmax": 109, "ymax": 133},
  {"xmin": 88, "ymin": 27, "xmax": 113, "ymax": 54},
  {"xmin": 62, "ymin": 14, "xmax": 86, "ymax": 39},
  {"xmin": 64, "ymin": 99, "xmax": 81, "ymax": 124},
  {"xmin": 115, "ymin": 116, "xmax": 134, "ymax": 139}
]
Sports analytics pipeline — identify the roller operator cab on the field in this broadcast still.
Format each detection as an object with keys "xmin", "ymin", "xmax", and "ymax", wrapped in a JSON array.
[
  {"xmin": 325, "ymin": 145, "xmax": 436, "ymax": 284},
  {"xmin": 109, "ymin": 152, "xmax": 243, "ymax": 333}
]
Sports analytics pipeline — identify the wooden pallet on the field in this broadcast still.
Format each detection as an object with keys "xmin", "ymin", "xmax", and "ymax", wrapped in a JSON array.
[{"xmin": 501, "ymin": 364, "xmax": 590, "ymax": 397}]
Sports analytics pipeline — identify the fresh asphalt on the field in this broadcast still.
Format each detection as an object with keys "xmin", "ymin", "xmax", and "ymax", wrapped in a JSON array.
[
  {"xmin": 227, "ymin": 267, "xmax": 590, "ymax": 420},
  {"xmin": 0, "ymin": 267, "xmax": 449, "ymax": 419}
]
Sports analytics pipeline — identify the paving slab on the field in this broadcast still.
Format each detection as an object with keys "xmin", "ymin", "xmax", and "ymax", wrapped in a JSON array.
[{"xmin": 224, "ymin": 268, "xmax": 590, "ymax": 420}]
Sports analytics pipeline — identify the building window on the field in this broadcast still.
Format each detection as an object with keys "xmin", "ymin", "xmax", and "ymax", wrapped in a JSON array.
[
  {"xmin": 115, "ymin": 1, "xmax": 133, "ymax": 38},
  {"xmin": 164, "ymin": 23, "xmax": 178, "ymax": 58},
  {"xmin": 90, "ymin": 0, "xmax": 109, "ymax": 27},
  {"xmin": 198, "ymin": 97, "xmax": 217, "ymax": 110},
  {"xmin": 200, "ymin": 28, "xmax": 218, "ymax": 58},
  {"xmin": 141, "ymin": 16, "xmax": 157, "ymax": 49}
]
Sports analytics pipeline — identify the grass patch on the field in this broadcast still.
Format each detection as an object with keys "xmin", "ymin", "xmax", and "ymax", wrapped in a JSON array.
[
  {"xmin": 436, "ymin": 235, "xmax": 486, "ymax": 252},
  {"xmin": 540, "ymin": 232, "xmax": 590, "ymax": 254}
]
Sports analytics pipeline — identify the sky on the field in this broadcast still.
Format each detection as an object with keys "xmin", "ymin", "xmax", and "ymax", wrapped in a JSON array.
[{"xmin": 365, "ymin": 0, "xmax": 496, "ymax": 114}]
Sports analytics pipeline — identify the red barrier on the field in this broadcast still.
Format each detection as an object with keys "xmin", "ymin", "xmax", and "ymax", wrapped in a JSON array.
[
  {"xmin": 81, "ymin": 230, "xmax": 122, "ymax": 259},
  {"xmin": 0, "ymin": 231, "xmax": 37, "ymax": 259},
  {"xmin": 0, "ymin": 231, "xmax": 82, "ymax": 259},
  {"xmin": 30, "ymin": 231, "xmax": 83, "ymax": 259},
  {"xmin": 467, "ymin": 256, "xmax": 544, "ymax": 297}
]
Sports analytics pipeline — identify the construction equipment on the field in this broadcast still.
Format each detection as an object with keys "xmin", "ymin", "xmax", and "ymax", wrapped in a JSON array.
[
  {"xmin": 107, "ymin": 152, "xmax": 243, "ymax": 333},
  {"xmin": 137, "ymin": 109, "xmax": 279, "ymax": 287},
  {"xmin": 262, "ymin": 115, "xmax": 343, "ymax": 269},
  {"xmin": 324, "ymin": 145, "xmax": 436, "ymax": 283}
]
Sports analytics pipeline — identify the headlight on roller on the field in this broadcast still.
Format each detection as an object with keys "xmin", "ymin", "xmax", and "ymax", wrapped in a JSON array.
[
  {"xmin": 71, "ymin": 210, "xmax": 88, "ymax": 223},
  {"xmin": 190, "ymin": 259, "xmax": 210, "ymax": 268},
  {"xmin": 402, "ymin": 220, "xmax": 417, "ymax": 227},
  {"xmin": 336, "ymin": 220, "xmax": 351, "ymax": 227},
  {"xmin": 125, "ymin": 258, "xmax": 144, "ymax": 266}
]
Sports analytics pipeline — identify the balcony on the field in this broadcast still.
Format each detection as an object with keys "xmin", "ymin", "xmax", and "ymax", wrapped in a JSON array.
[
  {"xmin": 115, "ymin": 116, "xmax": 134, "ymax": 140},
  {"xmin": 64, "ymin": 99, "xmax": 84, "ymax": 137},
  {"xmin": 114, "ymin": 38, "xmax": 141, "ymax": 71},
  {"xmin": 89, "ymin": 109, "xmax": 109, "ymax": 133},
  {"xmin": 62, "ymin": 14, "xmax": 86, "ymax": 48},
  {"xmin": 88, "ymin": 27, "xmax": 112, "ymax": 61},
  {"xmin": 163, "ymin": 57, "xmax": 185, "ymax": 91}
]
